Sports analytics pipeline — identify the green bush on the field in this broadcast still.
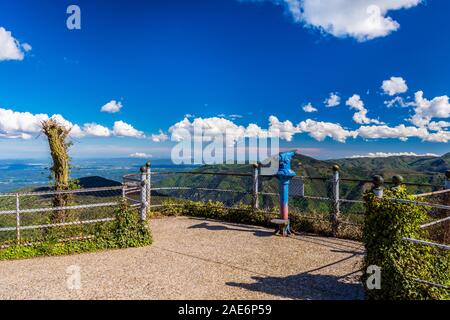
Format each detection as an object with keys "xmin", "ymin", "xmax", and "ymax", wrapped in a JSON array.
[
  {"xmin": 159, "ymin": 199, "xmax": 277, "ymax": 226},
  {"xmin": 362, "ymin": 186, "xmax": 449, "ymax": 300},
  {"xmin": 0, "ymin": 201, "xmax": 152, "ymax": 260}
]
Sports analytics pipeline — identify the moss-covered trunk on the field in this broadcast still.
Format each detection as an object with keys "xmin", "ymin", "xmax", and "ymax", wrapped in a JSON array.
[{"xmin": 42, "ymin": 119, "xmax": 71, "ymax": 223}]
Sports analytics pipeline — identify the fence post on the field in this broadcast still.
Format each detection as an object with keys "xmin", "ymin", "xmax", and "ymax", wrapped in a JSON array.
[
  {"xmin": 299, "ymin": 177, "xmax": 305, "ymax": 197},
  {"xmin": 252, "ymin": 162, "xmax": 260, "ymax": 210},
  {"xmin": 331, "ymin": 165, "xmax": 340, "ymax": 237},
  {"xmin": 445, "ymin": 170, "xmax": 450, "ymax": 189},
  {"xmin": 372, "ymin": 175, "xmax": 384, "ymax": 198},
  {"xmin": 140, "ymin": 166, "xmax": 148, "ymax": 221},
  {"xmin": 15, "ymin": 193, "xmax": 20, "ymax": 243},
  {"xmin": 146, "ymin": 161, "xmax": 151, "ymax": 214}
]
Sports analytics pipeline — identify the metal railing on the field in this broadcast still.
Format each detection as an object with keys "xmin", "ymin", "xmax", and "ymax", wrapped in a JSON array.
[{"xmin": 0, "ymin": 185, "xmax": 129, "ymax": 247}]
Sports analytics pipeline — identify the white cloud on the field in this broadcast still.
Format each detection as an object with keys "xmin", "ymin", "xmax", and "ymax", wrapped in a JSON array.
[
  {"xmin": 22, "ymin": 43, "xmax": 32, "ymax": 52},
  {"xmin": 346, "ymin": 94, "xmax": 383, "ymax": 124},
  {"xmin": 410, "ymin": 91, "xmax": 450, "ymax": 127},
  {"xmin": 0, "ymin": 108, "xmax": 48, "ymax": 137},
  {"xmin": 0, "ymin": 107, "xmax": 146, "ymax": 140},
  {"xmin": 82, "ymin": 123, "xmax": 111, "ymax": 137},
  {"xmin": 384, "ymin": 96, "xmax": 414, "ymax": 108},
  {"xmin": 113, "ymin": 120, "xmax": 145, "ymax": 138},
  {"xmin": 357, "ymin": 124, "xmax": 428, "ymax": 141},
  {"xmin": 423, "ymin": 130, "xmax": 450, "ymax": 143},
  {"xmin": 268, "ymin": 116, "xmax": 300, "ymax": 141},
  {"xmin": 100, "ymin": 100, "xmax": 123, "ymax": 113},
  {"xmin": 382, "ymin": 76, "xmax": 408, "ymax": 96},
  {"xmin": 350, "ymin": 152, "xmax": 438, "ymax": 158},
  {"xmin": 297, "ymin": 119, "xmax": 357, "ymax": 143},
  {"xmin": 428, "ymin": 121, "xmax": 450, "ymax": 132},
  {"xmin": 324, "ymin": 92, "xmax": 340, "ymax": 107},
  {"xmin": 170, "ymin": 117, "xmax": 250, "ymax": 143},
  {"xmin": 267, "ymin": 0, "xmax": 422, "ymax": 41},
  {"xmin": 0, "ymin": 27, "xmax": 30, "ymax": 61},
  {"xmin": 129, "ymin": 152, "xmax": 152, "ymax": 159},
  {"xmin": 50, "ymin": 114, "xmax": 84, "ymax": 138},
  {"xmin": 302, "ymin": 103, "xmax": 317, "ymax": 113},
  {"xmin": 151, "ymin": 130, "xmax": 169, "ymax": 142}
]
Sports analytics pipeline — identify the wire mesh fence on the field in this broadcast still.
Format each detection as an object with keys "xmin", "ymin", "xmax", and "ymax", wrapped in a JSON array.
[{"xmin": 0, "ymin": 186, "xmax": 124, "ymax": 246}]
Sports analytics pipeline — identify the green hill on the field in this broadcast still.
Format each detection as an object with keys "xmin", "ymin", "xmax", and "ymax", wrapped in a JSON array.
[{"xmin": 153, "ymin": 153, "xmax": 448, "ymax": 212}]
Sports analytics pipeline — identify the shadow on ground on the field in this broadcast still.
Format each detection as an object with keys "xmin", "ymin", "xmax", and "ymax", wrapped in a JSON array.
[
  {"xmin": 226, "ymin": 272, "xmax": 364, "ymax": 300},
  {"xmin": 188, "ymin": 221, "xmax": 274, "ymax": 237}
]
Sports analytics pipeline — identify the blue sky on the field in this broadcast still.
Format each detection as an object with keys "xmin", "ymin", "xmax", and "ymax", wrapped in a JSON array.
[{"xmin": 0, "ymin": 0, "xmax": 449, "ymax": 160}]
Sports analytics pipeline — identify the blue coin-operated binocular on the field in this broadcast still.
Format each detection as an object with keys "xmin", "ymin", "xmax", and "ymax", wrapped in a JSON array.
[{"xmin": 274, "ymin": 151, "xmax": 297, "ymax": 236}]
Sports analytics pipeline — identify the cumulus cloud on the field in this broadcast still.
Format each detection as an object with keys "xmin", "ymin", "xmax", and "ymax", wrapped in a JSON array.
[
  {"xmin": 357, "ymin": 124, "xmax": 428, "ymax": 141},
  {"xmin": 324, "ymin": 92, "xmax": 340, "ymax": 107},
  {"xmin": 151, "ymin": 130, "xmax": 169, "ymax": 142},
  {"xmin": 297, "ymin": 119, "xmax": 357, "ymax": 143},
  {"xmin": 409, "ymin": 91, "xmax": 450, "ymax": 127},
  {"xmin": 423, "ymin": 130, "xmax": 450, "ymax": 143},
  {"xmin": 428, "ymin": 121, "xmax": 450, "ymax": 132},
  {"xmin": 112, "ymin": 120, "xmax": 145, "ymax": 138},
  {"xmin": 259, "ymin": 0, "xmax": 422, "ymax": 41},
  {"xmin": 382, "ymin": 76, "xmax": 408, "ymax": 96},
  {"xmin": 0, "ymin": 108, "xmax": 48, "ymax": 137},
  {"xmin": 302, "ymin": 103, "xmax": 317, "ymax": 113},
  {"xmin": 82, "ymin": 123, "xmax": 111, "ymax": 137},
  {"xmin": 0, "ymin": 27, "xmax": 31, "ymax": 61},
  {"xmin": 350, "ymin": 152, "xmax": 438, "ymax": 158},
  {"xmin": 346, "ymin": 94, "xmax": 383, "ymax": 124},
  {"xmin": 0, "ymin": 107, "xmax": 146, "ymax": 140},
  {"xmin": 100, "ymin": 100, "xmax": 123, "ymax": 113}
]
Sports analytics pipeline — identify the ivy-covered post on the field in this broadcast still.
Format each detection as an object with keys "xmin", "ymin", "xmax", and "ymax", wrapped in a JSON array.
[
  {"xmin": 140, "ymin": 166, "xmax": 148, "ymax": 221},
  {"xmin": 392, "ymin": 175, "xmax": 404, "ymax": 190},
  {"xmin": 445, "ymin": 170, "xmax": 450, "ymax": 189},
  {"xmin": 146, "ymin": 161, "xmax": 151, "ymax": 214},
  {"xmin": 372, "ymin": 175, "xmax": 384, "ymax": 198},
  {"xmin": 331, "ymin": 165, "xmax": 340, "ymax": 237},
  {"xmin": 252, "ymin": 162, "xmax": 260, "ymax": 210}
]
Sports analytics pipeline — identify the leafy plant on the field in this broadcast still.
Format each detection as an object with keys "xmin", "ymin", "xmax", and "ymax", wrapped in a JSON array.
[
  {"xmin": 0, "ymin": 200, "xmax": 152, "ymax": 260},
  {"xmin": 362, "ymin": 186, "xmax": 449, "ymax": 300}
]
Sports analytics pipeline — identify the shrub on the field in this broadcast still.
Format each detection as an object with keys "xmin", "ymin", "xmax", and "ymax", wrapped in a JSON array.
[
  {"xmin": 362, "ymin": 186, "xmax": 449, "ymax": 300},
  {"xmin": 0, "ymin": 200, "xmax": 152, "ymax": 260}
]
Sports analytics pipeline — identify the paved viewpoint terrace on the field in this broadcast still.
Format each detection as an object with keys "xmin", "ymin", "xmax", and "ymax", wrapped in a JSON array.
[{"xmin": 0, "ymin": 217, "xmax": 364, "ymax": 300}]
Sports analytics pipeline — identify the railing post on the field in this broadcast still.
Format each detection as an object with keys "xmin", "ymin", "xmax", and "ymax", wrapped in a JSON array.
[
  {"xmin": 146, "ymin": 161, "xmax": 151, "ymax": 214},
  {"xmin": 140, "ymin": 166, "xmax": 148, "ymax": 221},
  {"xmin": 252, "ymin": 163, "xmax": 260, "ymax": 210},
  {"xmin": 445, "ymin": 170, "xmax": 450, "ymax": 189},
  {"xmin": 15, "ymin": 193, "xmax": 20, "ymax": 244},
  {"xmin": 392, "ymin": 175, "xmax": 404, "ymax": 190},
  {"xmin": 372, "ymin": 175, "xmax": 384, "ymax": 198},
  {"xmin": 331, "ymin": 165, "xmax": 340, "ymax": 237},
  {"xmin": 299, "ymin": 177, "xmax": 305, "ymax": 197}
]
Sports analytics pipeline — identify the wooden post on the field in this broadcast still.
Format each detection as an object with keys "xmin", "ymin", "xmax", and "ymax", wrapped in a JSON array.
[
  {"xmin": 15, "ymin": 193, "xmax": 20, "ymax": 243},
  {"xmin": 331, "ymin": 165, "xmax": 340, "ymax": 237},
  {"xmin": 372, "ymin": 175, "xmax": 384, "ymax": 198},
  {"xmin": 252, "ymin": 163, "xmax": 260, "ymax": 210},
  {"xmin": 146, "ymin": 161, "xmax": 151, "ymax": 214},
  {"xmin": 140, "ymin": 166, "xmax": 148, "ymax": 221}
]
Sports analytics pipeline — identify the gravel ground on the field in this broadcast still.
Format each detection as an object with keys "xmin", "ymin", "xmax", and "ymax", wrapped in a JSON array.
[{"xmin": 0, "ymin": 216, "xmax": 365, "ymax": 300}]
